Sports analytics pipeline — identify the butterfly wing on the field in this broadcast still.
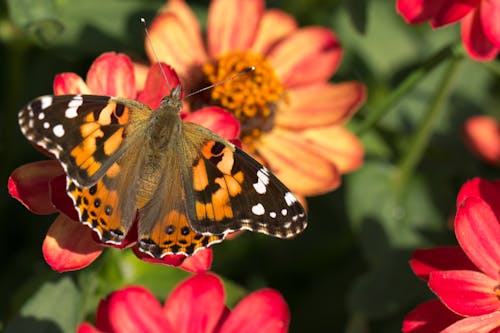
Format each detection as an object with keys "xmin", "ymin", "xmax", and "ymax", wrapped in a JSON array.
[
  {"xmin": 19, "ymin": 95, "xmax": 152, "ymax": 244},
  {"xmin": 182, "ymin": 122, "xmax": 307, "ymax": 239}
]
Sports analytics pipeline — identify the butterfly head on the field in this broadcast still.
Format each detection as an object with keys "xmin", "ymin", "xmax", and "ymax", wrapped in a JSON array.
[{"xmin": 160, "ymin": 85, "xmax": 183, "ymax": 114}]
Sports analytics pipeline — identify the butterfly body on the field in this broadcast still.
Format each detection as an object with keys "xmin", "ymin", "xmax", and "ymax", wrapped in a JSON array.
[{"xmin": 18, "ymin": 86, "xmax": 307, "ymax": 258}]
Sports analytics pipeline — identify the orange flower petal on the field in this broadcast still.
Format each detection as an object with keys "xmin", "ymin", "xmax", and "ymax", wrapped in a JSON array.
[
  {"xmin": 269, "ymin": 27, "xmax": 342, "ymax": 88},
  {"xmin": 300, "ymin": 125, "xmax": 364, "ymax": 174},
  {"xmin": 275, "ymin": 82, "xmax": 366, "ymax": 129},
  {"xmin": 86, "ymin": 52, "xmax": 136, "ymax": 98},
  {"xmin": 148, "ymin": 12, "xmax": 207, "ymax": 83},
  {"xmin": 462, "ymin": 115, "xmax": 500, "ymax": 166},
  {"xmin": 461, "ymin": 10, "xmax": 499, "ymax": 61},
  {"xmin": 257, "ymin": 128, "xmax": 340, "ymax": 196},
  {"xmin": 43, "ymin": 214, "xmax": 103, "ymax": 272},
  {"xmin": 207, "ymin": 0, "xmax": 264, "ymax": 56},
  {"xmin": 53, "ymin": 73, "xmax": 91, "ymax": 95},
  {"xmin": 161, "ymin": 0, "xmax": 204, "ymax": 49},
  {"xmin": 133, "ymin": 61, "xmax": 149, "ymax": 92},
  {"xmin": 251, "ymin": 9, "xmax": 297, "ymax": 55},
  {"xmin": 441, "ymin": 311, "xmax": 500, "ymax": 333},
  {"xmin": 9, "ymin": 160, "xmax": 63, "ymax": 215}
]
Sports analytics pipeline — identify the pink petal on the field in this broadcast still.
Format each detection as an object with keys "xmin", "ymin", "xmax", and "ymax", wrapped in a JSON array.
[
  {"xmin": 299, "ymin": 125, "xmax": 364, "ymax": 174},
  {"xmin": 96, "ymin": 286, "xmax": 174, "ymax": 333},
  {"xmin": 396, "ymin": 0, "xmax": 444, "ymax": 24},
  {"xmin": 218, "ymin": 289, "xmax": 289, "ymax": 333},
  {"xmin": 442, "ymin": 311, "xmax": 500, "ymax": 333},
  {"xmin": 132, "ymin": 247, "xmax": 187, "ymax": 268},
  {"xmin": 455, "ymin": 196, "xmax": 500, "ymax": 280},
  {"xmin": 86, "ymin": 52, "xmax": 136, "ymax": 98},
  {"xmin": 42, "ymin": 214, "xmax": 102, "ymax": 272},
  {"xmin": 410, "ymin": 247, "xmax": 477, "ymax": 280},
  {"xmin": 207, "ymin": 0, "xmax": 264, "ymax": 56},
  {"xmin": 456, "ymin": 178, "xmax": 500, "ymax": 210},
  {"xmin": 251, "ymin": 9, "xmax": 297, "ymax": 55},
  {"xmin": 53, "ymin": 73, "xmax": 91, "ymax": 95},
  {"xmin": 462, "ymin": 115, "xmax": 500, "ymax": 166},
  {"xmin": 77, "ymin": 323, "xmax": 104, "ymax": 333},
  {"xmin": 430, "ymin": 0, "xmax": 479, "ymax": 27},
  {"xmin": 256, "ymin": 128, "xmax": 340, "ymax": 195},
  {"xmin": 147, "ymin": 12, "xmax": 207, "ymax": 81},
  {"xmin": 275, "ymin": 82, "xmax": 366, "ymax": 129},
  {"xmin": 164, "ymin": 273, "xmax": 225, "ymax": 333},
  {"xmin": 461, "ymin": 10, "xmax": 500, "ymax": 61},
  {"xmin": 269, "ymin": 27, "xmax": 342, "ymax": 88},
  {"xmin": 137, "ymin": 63, "xmax": 182, "ymax": 109},
  {"xmin": 178, "ymin": 248, "xmax": 213, "ymax": 273},
  {"xmin": 183, "ymin": 107, "xmax": 240, "ymax": 140},
  {"xmin": 429, "ymin": 270, "xmax": 500, "ymax": 316},
  {"xmin": 480, "ymin": 0, "xmax": 500, "ymax": 46},
  {"xmin": 402, "ymin": 299, "xmax": 463, "ymax": 333},
  {"xmin": 133, "ymin": 62, "xmax": 149, "ymax": 92},
  {"xmin": 49, "ymin": 175, "xmax": 79, "ymax": 221},
  {"xmin": 8, "ymin": 160, "xmax": 63, "ymax": 215}
]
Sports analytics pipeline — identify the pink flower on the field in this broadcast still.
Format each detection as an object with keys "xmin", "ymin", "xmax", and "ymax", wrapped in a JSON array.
[
  {"xmin": 463, "ymin": 115, "xmax": 500, "ymax": 167},
  {"xmin": 145, "ymin": 0, "xmax": 366, "ymax": 196},
  {"xmin": 9, "ymin": 52, "xmax": 240, "ymax": 272},
  {"xmin": 77, "ymin": 273, "xmax": 290, "ymax": 333},
  {"xmin": 403, "ymin": 178, "xmax": 500, "ymax": 332},
  {"xmin": 397, "ymin": 0, "xmax": 500, "ymax": 61}
]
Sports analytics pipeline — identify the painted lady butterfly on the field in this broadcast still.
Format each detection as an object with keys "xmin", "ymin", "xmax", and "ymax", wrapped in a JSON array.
[{"xmin": 18, "ymin": 83, "xmax": 307, "ymax": 258}]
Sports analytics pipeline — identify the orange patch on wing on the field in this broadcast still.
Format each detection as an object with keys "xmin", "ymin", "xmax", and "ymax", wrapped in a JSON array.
[
  {"xmin": 201, "ymin": 140, "xmax": 216, "ymax": 159},
  {"xmin": 193, "ymin": 159, "xmax": 209, "ymax": 191},
  {"xmin": 216, "ymin": 148, "xmax": 234, "ymax": 174},
  {"xmin": 106, "ymin": 163, "xmax": 120, "ymax": 178},
  {"xmin": 103, "ymin": 128, "xmax": 124, "ymax": 156}
]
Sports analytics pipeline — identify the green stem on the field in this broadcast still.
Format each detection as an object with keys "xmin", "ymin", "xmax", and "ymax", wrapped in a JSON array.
[
  {"xmin": 481, "ymin": 58, "xmax": 500, "ymax": 77},
  {"xmin": 354, "ymin": 42, "xmax": 461, "ymax": 135},
  {"xmin": 396, "ymin": 55, "xmax": 464, "ymax": 188}
]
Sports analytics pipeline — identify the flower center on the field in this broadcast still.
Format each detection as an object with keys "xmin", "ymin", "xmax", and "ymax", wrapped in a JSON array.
[{"xmin": 203, "ymin": 51, "xmax": 285, "ymax": 147}]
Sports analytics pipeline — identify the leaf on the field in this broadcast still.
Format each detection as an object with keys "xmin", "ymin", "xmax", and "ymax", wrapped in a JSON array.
[
  {"xmin": 341, "ymin": 0, "xmax": 368, "ymax": 34},
  {"xmin": 5, "ymin": 277, "xmax": 81, "ymax": 333}
]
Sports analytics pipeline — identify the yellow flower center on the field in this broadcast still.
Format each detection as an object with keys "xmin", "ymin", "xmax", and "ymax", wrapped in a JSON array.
[{"xmin": 203, "ymin": 51, "xmax": 285, "ymax": 146}]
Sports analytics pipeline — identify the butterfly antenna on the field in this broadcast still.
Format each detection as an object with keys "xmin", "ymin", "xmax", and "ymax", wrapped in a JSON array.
[
  {"xmin": 184, "ymin": 66, "xmax": 255, "ymax": 99},
  {"xmin": 140, "ymin": 17, "xmax": 171, "ymax": 91}
]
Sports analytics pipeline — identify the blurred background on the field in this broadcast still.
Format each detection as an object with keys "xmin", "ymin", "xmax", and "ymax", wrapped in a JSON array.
[{"xmin": 1, "ymin": 0, "xmax": 499, "ymax": 332}]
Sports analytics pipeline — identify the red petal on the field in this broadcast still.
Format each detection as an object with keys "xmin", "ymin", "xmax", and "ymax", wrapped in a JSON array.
[
  {"xmin": 49, "ymin": 175, "xmax": 79, "ymax": 221},
  {"xmin": 402, "ymin": 299, "xmax": 463, "ymax": 333},
  {"xmin": 455, "ymin": 196, "xmax": 500, "ymax": 279},
  {"xmin": 429, "ymin": 270, "xmax": 500, "ymax": 316},
  {"xmin": 396, "ymin": 0, "xmax": 443, "ymax": 24},
  {"xmin": 251, "ymin": 9, "xmax": 297, "ymax": 55},
  {"xmin": 77, "ymin": 323, "xmax": 104, "ymax": 333},
  {"xmin": 461, "ymin": 10, "xmax": 500, "ymax": 60},
  {"xmin": 137, "ymin": 63, "xmax": 182, "ymax": 109},
  {"xmin": 9, "ymin": 160, "xmax": 63, "ymax": 215},
  {"xmin": 53, "ymin": 73, "xmax": 91, "ymax": 95},
  {"xmin": 132, "ymin": 247, "xmax": 187, "ymax": 267},
  {"xmin": 207, "ymin": 0, "xmax": 264, "ymax": 56},
  {"xmin": 96, "ymin": 286, "xmax": 174, "ymax": 333},
  {"xmin": 183, "ymin": 107, "xmax": 240, "ymax": 140},
  {"xmin": 456, "ymin": 178, "xmax": 500, "ymax": 210},
  {"xmin": 480, "ymin": 0, "xmax": 500, "ymax": 46},
  {"xmin": 442, "ymin": 311, "xmax": 500, "ymax": 333},
  {"xmin": 269, "ymin": 27, "xmax": 342, "ymax": 88},
  {"xmin": 163, "ymin": 273, "xmax": 225, "ymax": 333},
  {"xmin": 430, "ymin": 0, "xmax": 479, "ymax": 27},
  {"xmin": 42, "ymin": 214, "xmax": 102, "ymax": 272},
  {"xmin": 410, "ymin": 247, "xmax": 477, "ymax": 280},
  {"xmin": 218, "ymin": 289, "xmax": 289, "ymax": 333},
  {"xmin": 86, "ymin": 52, "xmax": 136, "ymax": 98},
  {"xmin": 178, "ymin": 248, "xmax": 213, "ymax": 273},
  {"xmin": 462, "ymin": 115, "xmax": 500, "ymax": 166}
]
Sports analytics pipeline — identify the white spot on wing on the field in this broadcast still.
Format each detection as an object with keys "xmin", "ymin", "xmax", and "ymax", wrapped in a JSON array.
[
  {"xmin": 253, "ymin": 181, "xmax": 266, "ymax": 194},
  {"xmin": 40, "ymin": 96, "xmax": 53, "ymax": 109},
  {"xmin": 38, "ymin": 112, "xmax": 45, "ymax": 120},
  {"xmin": 252, "ymin": 203, "xmax": 265, "ymax": 216},
  {"xmin": 284, "ymin": 192, "xmax": 297, "ymax": 206},
  {"xmin": 53, "ymin": 124, "xmax": 65, "ymax": 137},
  {"xmin": 270, "ymin": 211, "xmax": 276, "ymax": 218},
  {"xmin": 43, "ymin": 122, "xmax": 50, "ymax": 129},
  {"xmin": 65, "ymin": 107, "xmax": 78, "ymax": 118},
  {"xmin": 281, "ymin": 208, "xmax": 288, "ymax": 216}
]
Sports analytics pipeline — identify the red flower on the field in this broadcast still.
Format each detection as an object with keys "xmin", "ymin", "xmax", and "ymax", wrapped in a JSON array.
[
  {"xmin": 397, "ymin": 0, "xmax": 500, "ymax": 61},
  {"xmin": 77, "ymin": 273, "xmax": 290, "ymax": 333},
  {"xmin": 9, "ymin": 52, "xmax": 240, "ymax": 272},
  {"xmin": 463, "ymin": 115, "xmax": 500, "ymax": 167},
  {"xmin": 144, "ymin": 0, "xmax": 366, "ymax": 196},
  {"xmin": 403, "ymin": 178, "xmax": 500, "ymax": 332}
]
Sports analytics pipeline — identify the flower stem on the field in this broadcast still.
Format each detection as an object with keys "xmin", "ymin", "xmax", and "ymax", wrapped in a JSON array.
[
  {"xmin": 354, "ymin": 42, "xmax": 461, "ymax": 135},
  {"xmin": 396, "ymin": 55, "xmax": 463, "ymax": 188}
]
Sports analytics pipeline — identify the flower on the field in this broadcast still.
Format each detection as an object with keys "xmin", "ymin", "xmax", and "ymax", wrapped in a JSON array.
[
  {"xmin": 146, "ymin": 0, "xmax": 366, "ymax": 196},
  {"xmin": 9, "ymin": 52, "xmax": 240, "ymax": 272},
  {"xmin": 397, "ymin": 0, "xmax": 500, "ymax": 61},
  {"xmin": 462, "ymin": 115, "xmax": 500, "ymax": 167},
  {"xmin": 402, "ymin": 178, "xmax": 500, "ymax": 332},
  {"xmin": 77, "ymin": 273, "xmax": 290, "ymax": 333}
]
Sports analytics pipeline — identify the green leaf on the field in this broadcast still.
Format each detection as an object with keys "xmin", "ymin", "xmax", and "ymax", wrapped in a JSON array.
[
  {"xmin": 341, "ymin": 0, "xmax": 368, "ymax": 34},
  {"xmin": 5, "ymin": 277, "xmax": 81, "ymax": 333}
]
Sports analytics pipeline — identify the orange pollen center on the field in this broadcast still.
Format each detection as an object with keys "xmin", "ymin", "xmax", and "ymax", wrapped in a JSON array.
[{"xmin": 203, "ymin": 51, "xmax": 285, "ymax": 145}]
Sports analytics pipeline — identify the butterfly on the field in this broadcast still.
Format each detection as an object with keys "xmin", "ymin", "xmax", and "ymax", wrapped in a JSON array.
[{"xmin": 18, "ymin": 83, "xmax": 307, "ymax": 258}]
